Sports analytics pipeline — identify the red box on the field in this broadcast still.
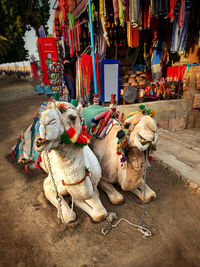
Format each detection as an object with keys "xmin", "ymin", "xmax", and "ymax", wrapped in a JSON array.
[{"xmin": 37, "ymin": 37, "xmax": 58, "ymax": 85}]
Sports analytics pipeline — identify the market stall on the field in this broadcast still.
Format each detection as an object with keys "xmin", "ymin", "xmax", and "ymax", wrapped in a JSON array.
[{"xmin": 36, "ymin": 0, "xmax": 200, "ymax": 107}]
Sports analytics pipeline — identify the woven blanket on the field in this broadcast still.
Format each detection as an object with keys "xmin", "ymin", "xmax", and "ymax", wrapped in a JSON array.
[
  {"xmin": 82, "ymin": 104, "xmax": 108, "ymax": 129},
  {"xmin": 12, "ymin": 103, "xmax": 48, "ymax": 171},
  {"xmin": 82, "ymin": 104, "xmax": 120, "ymax": 139}
]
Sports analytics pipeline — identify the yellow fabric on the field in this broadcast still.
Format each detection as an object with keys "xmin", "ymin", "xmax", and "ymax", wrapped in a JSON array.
[{"xmin": 118, "ymin": 0, "xmax": 124, "ymax": 27}]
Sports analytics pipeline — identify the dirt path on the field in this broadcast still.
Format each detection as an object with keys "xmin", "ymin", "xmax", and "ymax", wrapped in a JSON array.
[{"xmin": 0, "ymin": 78, "xmax": 200, "ymax": 267}]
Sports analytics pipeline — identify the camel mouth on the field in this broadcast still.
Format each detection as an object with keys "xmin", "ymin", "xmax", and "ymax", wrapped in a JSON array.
[
  {"xmin": 36, "ymin": 138, "xmax": 49, "ymax": 148},
  {"xmin": 138, "ymin": 134, "xmax": 150, "ymax": 145},
  {"xmin": 134, "ymin": 135, "xmax": 151, "ymax": 151}
]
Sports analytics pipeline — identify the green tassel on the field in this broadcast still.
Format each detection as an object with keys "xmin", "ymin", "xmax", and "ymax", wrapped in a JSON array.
[
  {"xmin": 54, "ymin": 92, "xmax": 60, "ymax": 101},
  {"xmin": 139, "ymin": 104, "xmax": 146, "ymax": 113},
  {"xmin": 145, "ymin": 108, "xmax": 152, "ymax": 115},
  {"xmin": 61, "ymin": 132, "xmax": 72, "ymax": 144}
]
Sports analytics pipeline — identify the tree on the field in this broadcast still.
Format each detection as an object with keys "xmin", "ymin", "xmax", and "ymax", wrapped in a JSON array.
[{"xmin": 0, "ymin": 0, "xmax": 50, "ymax": 63}]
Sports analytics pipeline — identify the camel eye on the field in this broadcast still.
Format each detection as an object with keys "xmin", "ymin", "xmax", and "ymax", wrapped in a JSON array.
[
  {"xmin": 124, "ymin": 122, "xmax": 131, "ymax": 129},
  {"xmin": 69, "ymin": 115, "xmax": 77, "ymax": 122}
]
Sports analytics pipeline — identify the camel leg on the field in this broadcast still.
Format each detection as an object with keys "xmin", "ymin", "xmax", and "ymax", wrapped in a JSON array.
[
  {"xmin": 74, "ymin": 191, "xmax": 107, "ymax": 222},
  {"xmin": 132, "ymin": 179, "xmax": 156, "ymax": 203},
  {"xmin": 99, "ymin": 179, "xmax": 124, "ymax": 205},
  {"xmin": 43, "ymin": 176, "xmax": 76, "ymax": 223},
  {"xmin": 85, "ymin": 190, "xmax": 107, "ymax": 222}
]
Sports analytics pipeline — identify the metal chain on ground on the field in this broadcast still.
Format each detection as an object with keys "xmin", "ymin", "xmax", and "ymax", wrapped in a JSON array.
[
  {"xmin": 45, "ymin": 150, "xmax": 67, "ymax": 225},
  {"xmin": 101, "ymin": 149, "xmax": 152, "ymax": 238}
]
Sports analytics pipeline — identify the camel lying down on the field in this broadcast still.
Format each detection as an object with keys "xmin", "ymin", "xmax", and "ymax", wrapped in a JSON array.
[
  {"xmin": 13, "ymin": 101, "xmax": 107, "ymax": 223},
  {"xmin": 83, "ymin": 106, "xmax": 158, "ymax": 204}
]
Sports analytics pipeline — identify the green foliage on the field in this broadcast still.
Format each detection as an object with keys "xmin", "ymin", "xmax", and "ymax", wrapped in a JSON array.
[{"xmin": 0, "ymin": 0, "xmax": 50, "ymax": 63}]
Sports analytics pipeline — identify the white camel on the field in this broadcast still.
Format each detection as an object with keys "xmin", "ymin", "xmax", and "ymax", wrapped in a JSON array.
[
  {"xmin": 14, "ymin": 101, "xmax": 107, "ymax": 223},
  {"xmin": 83, "ymin": 106, "xmax": 158, "ymax": 205}
]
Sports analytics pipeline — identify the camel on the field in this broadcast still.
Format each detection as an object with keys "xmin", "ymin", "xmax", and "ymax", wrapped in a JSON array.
[
  {"xmin": 82, "ymin": 104, "xmax": 158, "ymax": 205},
  {"xmin": 13, "ymin": 101, "xmax": 107, "ymax": 223}
]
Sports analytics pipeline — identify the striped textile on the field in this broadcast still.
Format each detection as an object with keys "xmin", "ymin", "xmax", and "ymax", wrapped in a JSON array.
[{"xmin": 72, "ymin": 0, "xmax": 88, "ymax": 18}]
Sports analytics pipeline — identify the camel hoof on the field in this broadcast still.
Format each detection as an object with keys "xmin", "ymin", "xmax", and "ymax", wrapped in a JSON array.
[
  {"xmin": 144, "ymin": 192, "xmax": 156, "ymax": 203},
  {"xmin": 109, "ymin": 194, "xmax": 124, "ymax": 205},
  {"xmin": 92, "ymin": 210, "xmax": 108, "ymax": 223},
  {"xmin": 57, "ymin": 210, "xmax": 77, "ymax": 223}
]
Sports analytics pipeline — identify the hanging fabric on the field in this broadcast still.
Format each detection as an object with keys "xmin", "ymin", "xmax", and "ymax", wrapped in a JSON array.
[
  {"xmin": 118, "ymin": 0, "xmax": 125, "ymax": 27},
  {"xmin": 76, "ymin": 54, "xmax": 101, "ymax": 104},
  {"xmin": 127, "ymin": 22, "xmax": 139, "ymax": 47},
  {"xmin": 125, "ymin": 0, "xmax": 129, "ymax": 21},
  {"xmin": 113, "ymin": 0, "xmax": 119, "ymax": 25},
  {"xmin": 179, "ymin": 0, "xmax": 185, "ymax": 27},
  {"xmin": 53, "ymin": 9, "xmax": 62, "ymax": 40},
  {"xmin": 167, "ymin": 0, "xmax": 178, "ymax": 21},
  {"xmin": 99, "ymin": 0, "xmax": 110, "ymax": 46},
  {"xmin": 171, "ymin": 0, "xmax": 191, "ymax": 52},
  {"xmin": 68, "ymin": 0, "xmax": 76, "ymax": 13},
  {"xmin": 67, "ymin": 13, "xmax": 76, "ymax": 29},
  {"xmin": 58, "ymin": 0, "xmax": 66, "ymax": 26},
  {"xmin": 142, "ymin": 0, "xmax": 151, "ymax": 29},
  {"xmin": 129, "ymin": 0, "xmax": 140, "ymax": 27},
  {"xmin": 71, "ymin": 0, "xmax": 88, "ymax": 18}
]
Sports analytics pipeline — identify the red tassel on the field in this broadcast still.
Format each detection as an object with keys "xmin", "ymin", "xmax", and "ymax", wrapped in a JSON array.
[
  {"xmin": 66, "ymin": 127, "xmax": 76, "ymax": 138},
  {"xmin": 121, "ymin": 163, "xmax": 123, "ymax": 167},
  {"xmin": 37, "ymin": 154, "xmax": 42, "ymax": 163},
  {"xmin": 76, "ymin": 135, "xmax": 87, "ymax": 144},
  {"xmin": 82, "ymin": 127, "xmax": 92, "ymax": 140},
  {"xmin": 25, "ymin": 165, "xmax": 30, "ymax": 174},
  {"xmin": 148, "ymin": 155, "xmax": 153, "ymax": 162},
  {"xmin": 11, "ymin": 151, "xmax": 15, "ymax": 159}
]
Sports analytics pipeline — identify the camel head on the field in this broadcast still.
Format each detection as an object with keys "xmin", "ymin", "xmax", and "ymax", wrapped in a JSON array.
[
  {"xmin": 35, "ymin": 101, "xmax": 82, "ymax": 152},
  {"xmin": 123, "ymin": 112, "xmax": 158, "ymax": 152}
]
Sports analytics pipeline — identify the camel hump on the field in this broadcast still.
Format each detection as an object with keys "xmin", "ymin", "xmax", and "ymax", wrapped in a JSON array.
[{"xmin": 82, "ymin": 104, "xmax": 108, "ymax": 130}]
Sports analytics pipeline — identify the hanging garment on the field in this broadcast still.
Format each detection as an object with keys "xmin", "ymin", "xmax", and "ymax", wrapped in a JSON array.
[
  {"xmin": 127, "ymin": 22, "xmax": 139, "ymax": 47},
  {"xmin": 72, "ymin": 0, "xmax": 88, "ymax": 18},
  {"xmin": 53, "ymin": 9, "xmax": 62, "ymax": 40},
  {"xmin": 97, "ymin": 20, "xmax": 107, "ymax": 59},
  {"xmin": 185, "ymin": 0, "xmax": 200, "ymax": 52},
  {"xmin": 168, "ymin": 0, "xmax": 178, "ymax": 21},
  {"xmin": 113, "ymin": 0, "xmax": 119, "ymax": 25},
  {"xmin": 118, "ymin": 0, "xmax": 125, "ymax": 27},
  {"xmin": 171, "ymin": 0, "xmax": 191, "ymax": 52},
  {"xmin": 125, "ymin": 0, "xmax": 129, "ymax": 21},
  {"xmin": 129, "ymin": 0, "xmax": 140, "ymax": 26},
  {"xmin": 179, "ymin": 0, "xmax": 185, "ymax": 27},
  {"xmin": 99, "ymin": 0, "xmax": 110, "ymax": 46},
  {"xmin": 142, "ymin": 0, "xmax": 151, "ymax": 29},
  {"xmin": 58, "ymin": 0, "xmax": 66, "ymax": 26},
  {"xmin": 151, "ymin": 0, "xmax": 169, "ymax": 17},
  {"xmin": 67, "ymin": 13, "xmax": 76, "ymax": 29},
  {"xmin": 68, "ymin": 0, "xmax": 76, "ymax": 13},
  {"xmin": 76, "ymin": 54, "xmax": 101, "ymax": 103}
]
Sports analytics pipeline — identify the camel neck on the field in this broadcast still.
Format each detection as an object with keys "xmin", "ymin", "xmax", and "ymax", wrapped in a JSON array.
[{"xmin": 53, "ymin": 143, "xmax": 86, "ymax": 183}]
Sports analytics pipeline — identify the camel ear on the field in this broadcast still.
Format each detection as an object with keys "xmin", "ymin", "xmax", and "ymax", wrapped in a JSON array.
[{"xmin": 77, "ymin": 102, "xmax": 83, "ymax": 116}]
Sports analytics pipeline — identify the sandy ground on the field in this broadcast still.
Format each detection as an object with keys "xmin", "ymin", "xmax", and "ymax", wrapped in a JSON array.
[{"xmin": 0, "ymin": 77, "xmax": 200, "ymax": 267}]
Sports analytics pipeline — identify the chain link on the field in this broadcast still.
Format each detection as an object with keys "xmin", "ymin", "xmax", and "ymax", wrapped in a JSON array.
[{"xmin": 45, "ymin": 150, "xmax": 67, "ymax": 224}]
